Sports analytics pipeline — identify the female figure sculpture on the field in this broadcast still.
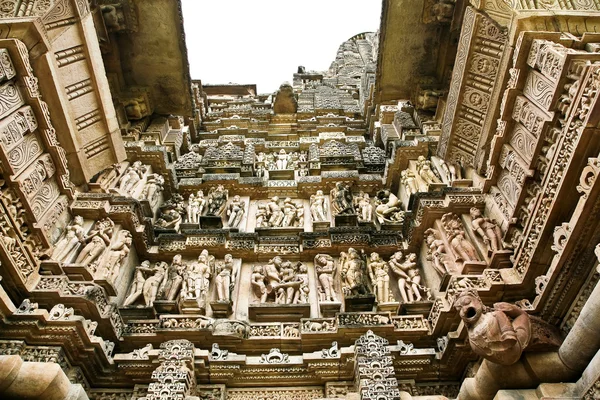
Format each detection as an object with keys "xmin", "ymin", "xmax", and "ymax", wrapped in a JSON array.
[
  {"xmin": 310, "ymin": 190, "xmax": 328, "ymax": 222},
  {"xmin": 314, "ymin": 254, "xmax": 338, "ymax": 302},
  {"xmin": 51, "ymin": 215, "xmax": 86, "ymax": 263}
]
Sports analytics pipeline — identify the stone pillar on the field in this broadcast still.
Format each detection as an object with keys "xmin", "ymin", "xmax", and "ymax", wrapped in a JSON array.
[
  {"xmin": 559, "ymin": 263, "xmax": 600, "ymax": 372},
  {"xmin": 0, "ymin": 354, "xmax": 88, "ymax": 400},
  {"xmin": 138, "ymin": 339, "xmax": 195, "ymax": 400},
  {"xmin": 354, "ymin": 330, "xmax": 401, "ymax": 400}
]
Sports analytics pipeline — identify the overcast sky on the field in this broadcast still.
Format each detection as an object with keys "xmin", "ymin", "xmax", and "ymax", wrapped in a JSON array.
[{"xmin": 181, "ymin": 0, "xmax": 383, "ymax": 94}]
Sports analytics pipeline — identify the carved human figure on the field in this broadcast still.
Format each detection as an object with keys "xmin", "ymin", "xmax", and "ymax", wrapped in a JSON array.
[
  {"xmin": 183, "ymin": 250, "xmax": 213, "ymax": 309},
  {"xmin": 368, "ymin": 252, "xmax": 391, "ymax": 303},
  {"xmin": 330, "ymin": 182, "xmax": 355, "ymax": 215},
  {"xmin": 215, "ymin": 254, "xmax": 237, "ymax": 302},
  {"xmin": 123, "ymin": 260, "xmax": 151, "ymax": 307},
  {"xmin": 255, "ymin": 204, "xmax": 269, "ymax": 228},
  {"xmin": 277, "ymin": 261, "xmax": 296, "ymax": 304},
  {"xmin": 375, "ymin": 190, "xmax": 404, "ymax": 223},
  {"xmin": 315, "ymin": 254, "xmax": 338, "ymax": 302},
  {"xmin": 356, "ymin": 192, "xmax": 373, "ymax": 222},
  {"xmin": 295, "ymin": 263, "xmax": 310, "ymax": 304},
  {"xmin": 424, "ymin": 228, "xmax": 455, "ymax": 275},
  {"xmin": 310, "ymin": 190, "xmax": 328, "ymax": 222},
  {"xmin": 104, "ymin": 230, "xmax": 132, "ymax": 282},
  {"xmin": 442, "ymin": 213, "xmax": 479, "ymax": 262},
  {"xmin": 227, "ymin": 195, "xmax": 245, "ymax": 229},
  {"xmin": 96, "ymin": 163, "xmax": 122, "ymax": 190},
  {"xmin": 266, "ymin": 196, "xmax": 285, "ymax": 227},
  {"xmin": 276, "ymin": 149, "xmax": 288, "ymax": 169},
  {"xmin": 341, "ymin": 248, "xmax": 369, "ymax": 296},
  {"xmin": 74, "ymin": 218, "xmax": 114, "ymax": 266},
  {"xmin": 439, "ymin": 159, "xmax": 462, "ymax": 183},
  {"xmin": 142, "ymin": 262, "xmax": 168, "ymax": 307},
  {"xmin": 51, "ymin": 215, "xmax": 86, "ymax": 262},
  {"xmin": 282, "ymin": 198, "xmax": 299, "ymax": 227},
  {"xmin": 256, "ymin": 164, "xmax": 269, "ymax": 179},
  {"xmin": 401, "ymin": 170, "xmax": 419, "ymax": 195},
  {"xmin": 207, "ymin": 185, "xmax": 228, "ymax": 216},
  {"xmin": 118, "ymin": 161, "xmax": 146, "ymax": 195},
  {"xmin": 417, "ymin": 156, "xmax": 441, "ymax": 185},
  {"xmin": 470, "ymin": 208, "xmax": 504, "ymax": 255},
  {"xmin": 141, "ymin": 173, "xmax": 164, "ymax": 207},
  {"xmin": 187, "ymin": 193, "xmax": 200, "ymax": 223},
  {"xmin": 388, "ymin": 252, "xmax": 423, "ymax": 303},
  {"xmin": 159, "ymin": 254, "xmax": 186, "ymax": 301},
  {"xmin": 251, "ymin": 265, "xmax": 267, "ymax": 303},
  {"xmin": 454, "ymin": 289, "xmax": 531, "ymax": 365}
]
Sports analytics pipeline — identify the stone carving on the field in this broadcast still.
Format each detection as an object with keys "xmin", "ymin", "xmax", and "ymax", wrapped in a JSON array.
[
  {"xmin": 321, "ymin": 341, "xmax": 339, "ymax": 358},
  {"xmin": 330, "ymin": 182, "xmax": 355, "ymax": 215},
  {"xmin": 367, "ymin": 252, "xmax": 392, "ymax": 303},
  {"xmin": 259, "ymin": 197, "xmax": 303, "ymax": 228},
  {"xmin": 401, "ymin": 169, "xmax": 419, "ymax": 195},
  {"xmin": 309, "ymin": 190, "xmax": 328, "ymax": 222},
  {"xmin": 49, "ymin": 304, "xmax": 74, "ymax": 320},
  {"xmin": 259, "ymin": 348, "xmax": 290, "ymax": 364},
  {"xmin": 50, "ymin": 215, "xmax": 85, "ymax": 262},
  {"xmin": 439, "ymin": 158, "xmax": 463, "ymax": 182},
  {"xmin": 117, "ymin": 161, "xmax": 147, "ymax": 196},
  {"xmin": 101, "ymin": 230, "xmax": 132, "ymax": 282},
  {"xmin": 388, "ymin": 252, "xmax": 429, "ymax": 303},
  {"xmin": 226, "ymin": 195, "xmax": 245, "ymax": 228},
  {"xmin": 187, "ymin": 191, "xmax": 207, "ymax": 223},
  {"xmin": 74, "ymin": 218, "xmax": 114, "ymax": 268},
  {"xmin": 470, "ymin": 208, "xmax": 505, "ymax": 256},
  {"xmin": 159, "ymin": 254, "xmax": 186, "ymax": 301},
  {"xmin": 206, "ymin": 185, "xmax": 228, "ymax": 216},
  {"xmin": 355, "ymin": 192, "xmax": 374, "ymax": 222},
  {"xmin": 16, "ymin": 299, "xmax": 38, "ymax": 314},
  {"xmin": 140, "ymin": 173, "xmax": 164, "ymax": 207},
  {"xmin": 424, "ymin": 228, "xmax": 456, "ymax": 275},
  {"xmin": 454, "ymin": 289, "xmax": 531, "ymax": 365},
  {"xmin": 214, "ymin": 254, "xmax": 237, "ymax": 303},
  {"xmin": 123, "ymin": 261, "xmax": 168, "ymax": 307},
  {"xmin": 210, "ymin": 343, "xmax": 228, "ymax": 360},
  {"xmin": 314, "ymin": 254, "xmax": 338, "ymax": 302},
  {"xmin": 340, "ymin": 248, "xmax": 370, "ymax": 296},
  {"xmin": 441, "ymin": 213, "xmax": 478, "ymax": 262},
  {"xmin": 131, "ymin": 344, "xmax": 153, "ymax": 359},
  {"xmin": 182, "ymin": 250, "xmax": 214, "ymax": 312},
  {"xmin": 416, "ymin": 156, "xmax": 441, "ymax": 185},
  {"xmin": 155, "ymin": 195, "xmax": 185, "ymax": 231},
  {"xmin": 251, "ymin": 257, "xmax": 309, "ymax": 304},
  {"xmin": 375, "ymin": 190, "xmax": 404, "ymax": 223}
]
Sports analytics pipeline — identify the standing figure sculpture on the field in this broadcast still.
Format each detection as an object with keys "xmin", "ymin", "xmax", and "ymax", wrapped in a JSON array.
[
  {"xmin": 389, "ymin": 252, "xmax": 424, "ymax": 303},
  {"xmin": 314, "ymin": 254, "xmax": 338, "ymax": 302},
  {"xmin": 74, "ymin": 218, "xmax": 114, "ymax": 267},
  {"xmin": 140, "ymin": 173, "xmax": 164, "ymax": 207},
  {"xmin": 214, "ymin": 254, "xmax": 237, "ymax": 303},
  {"xmin": 454, "ymin": 289, "xmax": 531, "ymax": 365},
  {"xmin": 51, "ymin": 216, "xmax": 86, "ymax": 263},
  {"xmin": 330, "ymin": 182, "xmax": 355, "ymax": 215},
  {"xmin": 182, "ymin": 250, "xmax": 214, "ymax": 311},
  {"xmin": 356, "ymin": 192, "xmax": 374, "ymax": 222},
  {"xmin": 159, "ymin": 254, "xmax": 186, "ymax": 301},
  {"xmin": 226, "ymin": 195, "xmax": 245, "ymax": 229},
  {"xmin": 441, "ymin": 213, "xmax": 479, "ymax": 262},
  {"xmin": 424, "ymin": 228, "xmax": 455, "ymax": 275},
  {"xmin": 266, "ymin": 196, "xmax": 285, "ymax": 227},
  {"xmin": 251, "ymin": 265, "xmax": 268, "ymax": 303},
  {"xmin": 103, "ymin": 230, "xmax": 132, "ymax": 282},
  {"xmin": 470, "ymin": 208, "xmax": 504, "ymax": 255},
  {"xmin": 118, "ymin": 161, "xmax": 146, "ymax": 195},
  {"xmin": 207, "ymin": 185, "xmax": 228, "ymax": 216},
  {"xmin": 401, "ymin": 170, "xmax": 419, "ymax": 195},
  {"xmin": 368, "ymin": 252, "xmax": 391, "ymax": 303},
  {"xmin": 310, "ymin": 190, "xmax": 328, "ymax": 222},
  {"xmin": 416, "ymin": 156, "xmax": 441, "ymax": 185},
  {"xmin": 123, "ymin": 261, "xmax": 151, "ymax": 307},
  {"xmin": 142, "ymin": 262, "xmax": 168, "ymax": 308},
  {"xmin": 340, "ymin": 248, "xmax": 369, "ymax": 296}
]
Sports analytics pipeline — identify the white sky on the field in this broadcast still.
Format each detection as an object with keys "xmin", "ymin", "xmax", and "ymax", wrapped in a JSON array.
[{"xmin": 181, "ymin": 0, "xmax": 383, "ymax": 94}]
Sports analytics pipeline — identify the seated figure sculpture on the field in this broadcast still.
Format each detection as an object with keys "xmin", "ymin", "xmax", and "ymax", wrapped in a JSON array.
[{"xmin": 454, "ymin": 289, "xmax": 531, "ymax": 365}]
